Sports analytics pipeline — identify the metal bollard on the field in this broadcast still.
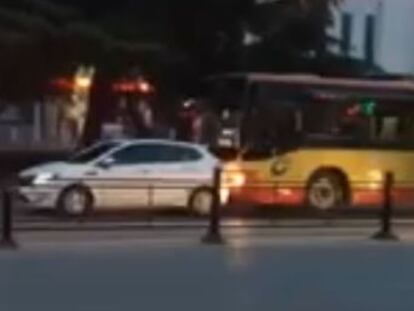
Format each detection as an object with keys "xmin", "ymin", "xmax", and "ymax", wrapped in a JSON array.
[
  {"xmin": 202, "ymin": 167, "xmax": 225, "ymax": 244},
  {"xmin": 372, "ymin": 172, "xmax": 399, "ymax": 241},
  {"xmin": 1, "ymin": 190, "xmax": 17, "ymax": 249},
  {"xmin": 148, "ymin": 184, "xmax": 154, "ymax": 209}
]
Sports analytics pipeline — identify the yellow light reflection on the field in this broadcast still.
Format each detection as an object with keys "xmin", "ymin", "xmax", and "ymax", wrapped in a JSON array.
[
  {"xmin": 277, "ymin": 188, "xmax": 293, "ymax": 196},
  {"xmin": 75, "ymin": 76, "xmax": 92, "ymax": 89},
  {"xmin": 368, "ymin": 170, "xmax": 383, "ymax": 181},
  {"xmin": 224, "ymin": 218, "xmax": 253, "ymax": 270}
]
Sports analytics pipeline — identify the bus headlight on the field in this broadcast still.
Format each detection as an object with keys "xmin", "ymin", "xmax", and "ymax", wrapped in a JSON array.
[{"xmin": 222, "ymin": 171, "xmax": 246, "ymax": 189}]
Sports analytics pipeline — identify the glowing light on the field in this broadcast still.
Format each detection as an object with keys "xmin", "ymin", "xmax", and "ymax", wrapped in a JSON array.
[
  {"xmin": 367, "ymin": 182, "xmax": 382, "ymax": 190},
  {"xmin": 112, "ymin": 79, "xmax": 154, "ymax": 94},
  {"xmin": 183, "ymin": 99, "xmax": 196, "ymax": 109},
  {"xmin": 361, "ymin": 99, "xmax": 376, "ymax": 116},
  {"xmin": 368, "ymin": 170, "xmax": 383, "ymax": 181},
  {"xmin": 346, "ymin": 104, "xmax": 361, "ymax": 116},
  {"xmin": 222, "ymin": 171, "xmax": 246, "ymax": 188},
  {"xmin": 366, "ymin": 170, "xmax": 383, "ymax": 190},
  {"xmin": 346, "ymin": 100, "xmax": 377, "ymax": 117},
  {"xmin": 75, "ymin": 76, "xmax": 92, "ymax": 89},
  {"xmin": 33, "ymin": 173, "xmax": 56, "ymax": 185},
  {"xmin": 277, "ymin": 188, "xmax": 293, "ymax": 196},
  {"xmin": 138, "ymin": 81, "xmax": 151, "ymax": 93},
  {"xmin": 220, "ymin": 188, "xmax": 230, "ymax": 205}
]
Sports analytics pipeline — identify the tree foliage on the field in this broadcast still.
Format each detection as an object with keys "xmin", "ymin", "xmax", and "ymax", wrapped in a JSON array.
[
  {"xmin": 0, "ymin": 0, "xmax": 345, "ymax": 101},
  {"xmin": 0, "ymin": 0, "xmax": 164, "ymax": 101},
  {"xmin": 160, "ymin": 0, "xmax": 343, "ymax": 89}
]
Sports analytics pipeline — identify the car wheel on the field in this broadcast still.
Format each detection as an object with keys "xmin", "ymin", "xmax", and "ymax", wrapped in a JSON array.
[
  {"xmin": 57, "ymin": 186, "xmax": 93, "ymax": 217},
  {"xmin": 306, "ymin": 172, "xmax": 347, "ymax": 211},
  {"xmin": 189, "ymin": 188, "xmax": 215, "ymax": 216}
]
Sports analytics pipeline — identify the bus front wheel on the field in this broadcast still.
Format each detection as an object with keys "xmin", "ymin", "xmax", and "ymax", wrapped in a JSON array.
[{"xmin": 306, "ymin": 171, "xmax": 348, "ymax": 211}]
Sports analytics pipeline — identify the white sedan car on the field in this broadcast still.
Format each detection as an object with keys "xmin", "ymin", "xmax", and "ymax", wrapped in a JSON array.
[{"xmin": 17, "ymin": 139, "xmax": 232, "ymax": 216}]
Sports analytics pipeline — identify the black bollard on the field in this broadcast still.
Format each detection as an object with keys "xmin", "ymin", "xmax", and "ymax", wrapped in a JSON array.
[
  {"xmin": 372, "ymin": 172, "xmax": 399, "ymax": 241},
  {"xmin": 1, "ymin": 190, "xmax": 17, "ymax": 249},
  {"xmin": 202, "ymin": 167, "xmax": 225, "ymax": 245}
]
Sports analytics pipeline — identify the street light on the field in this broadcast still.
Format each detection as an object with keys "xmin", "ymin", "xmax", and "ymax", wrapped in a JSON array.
[
  {"xmin": 75, "ymin": 76, "xmax": 92, "ymax": 89},
  {"xmin": 74, "ymin": 66, "xmax": 95, "ymax": 90}
]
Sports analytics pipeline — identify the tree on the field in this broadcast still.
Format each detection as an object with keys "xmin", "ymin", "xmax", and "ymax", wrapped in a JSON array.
[
  {"xmin": 0, "ymin": 0, "xmax": 164, "ymax": 101},
  {"xmin": 167, "ymin": 0, "xmax": 342, "ymax": 76},
  {"xmin": 0, "ymin": 0, "xmax": 166, "ymax": 146},
  {"xmin": 0, "ymin": 1, "xmax": 72, "ymax": 100}
]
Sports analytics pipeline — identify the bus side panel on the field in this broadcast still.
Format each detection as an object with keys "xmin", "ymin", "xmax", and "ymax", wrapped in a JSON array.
[
  {"xmin": 227, "ymin": 148, "xmax": 414, "ymax": 208},
  {"xmin": 299, "ymin": 149, "xmax": 414, "ymax": 208},
  {"xmin": 385, "ymin": 151, "xmax": 414, "ymax": 208}
]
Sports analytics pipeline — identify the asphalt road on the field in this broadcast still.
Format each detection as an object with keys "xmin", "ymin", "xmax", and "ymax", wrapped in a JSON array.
[{"xmin": 3, "ymin": 228, "xmax": 414, "ymax": 311}]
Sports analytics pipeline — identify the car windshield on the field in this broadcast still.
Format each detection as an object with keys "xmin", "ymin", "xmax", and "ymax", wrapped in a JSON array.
[{"xmin": 68, "ymin": 142, "xmax": 120, "ymax": 164}]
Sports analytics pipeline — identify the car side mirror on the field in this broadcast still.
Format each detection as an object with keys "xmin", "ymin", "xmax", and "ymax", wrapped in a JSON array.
[{"xmin": 97, "ymin": 157, "xmax": 115, "ymax": 169}]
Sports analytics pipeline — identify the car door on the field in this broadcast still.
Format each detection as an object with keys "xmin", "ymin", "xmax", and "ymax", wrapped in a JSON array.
[
  {"xmin": 91, "ymin": 144, "xmax": 153, "ymax": 209},
  {"xmin": 148, "ymin": 144, "xmax": 209, "ymax": 208}
]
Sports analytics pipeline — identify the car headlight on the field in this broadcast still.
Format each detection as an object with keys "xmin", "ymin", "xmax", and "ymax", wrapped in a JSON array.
[{"xmin": 33, "ymin": 173, "xmax": 57, "ymax": 185}]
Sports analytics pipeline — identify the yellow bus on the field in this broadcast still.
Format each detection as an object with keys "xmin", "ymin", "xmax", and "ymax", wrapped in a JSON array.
[{"xmin": 202, "ymin": 73, "xmax": 414, "ymax": 210}]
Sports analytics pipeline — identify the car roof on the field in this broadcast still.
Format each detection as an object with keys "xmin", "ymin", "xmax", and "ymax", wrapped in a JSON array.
[{"xmin": 105, "ymin": 138, "xmax": 209, "ymax": 151}]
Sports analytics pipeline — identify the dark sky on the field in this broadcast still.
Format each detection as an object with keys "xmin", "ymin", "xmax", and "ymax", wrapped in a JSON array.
[
  {"xmin": 55, "ymin": 0, "xmax": 157, "ymax": 17},
  {"xmin": 56, "ymin": 0, "xmax": 124, "ymax": 14}
]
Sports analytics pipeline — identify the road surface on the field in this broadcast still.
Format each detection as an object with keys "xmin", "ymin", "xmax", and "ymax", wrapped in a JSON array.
[{"xmin": 2, "ymin": 227, "xmax": 414, "ymax": 311}]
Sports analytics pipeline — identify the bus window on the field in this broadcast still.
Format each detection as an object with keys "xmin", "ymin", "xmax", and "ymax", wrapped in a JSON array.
[
  {"xmin": 374, "ymin": 113, "xmax": 414, "ymax": 144},
  {"xmin": 338, "ymin": 100, "xmax": 414, "ymax": 144},
  {"xmin": 303, "ymin": 100, "xmax": 341, "ymax": 137},
  {"xmin": 377, "ymin": 116, "xmax": 399, "ymax": 141},
  {"xmin": 200, "ymin": 74, "xmax": 414, "ymax": 151},
  {"xmin": 244, "ymin": 82, "xmax": 299, "ymax": 150}
]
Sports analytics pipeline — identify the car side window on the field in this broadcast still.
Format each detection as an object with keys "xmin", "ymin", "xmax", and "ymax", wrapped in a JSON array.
[
  {"xmin": 111, "ymin": 144, "xmax": 162, "ymax": 164},
  {"xmin": 161, "ymin": 145, "xmax": 202, "ymax": 162},
  {"xmin": 111, "ymin": 144, "xmax": 202, "ymax": 164}
]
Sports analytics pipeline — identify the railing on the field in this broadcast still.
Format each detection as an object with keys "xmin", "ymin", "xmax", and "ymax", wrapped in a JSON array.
[{"xmin": 0, "ymin": 169, "xmax": 405, "ymax": 250}]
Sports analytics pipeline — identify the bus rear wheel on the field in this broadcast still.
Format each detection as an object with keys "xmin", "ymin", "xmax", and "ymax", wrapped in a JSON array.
[{"xmin": 306, "ymin": 171, "xmax": 347, "ymax": 211}]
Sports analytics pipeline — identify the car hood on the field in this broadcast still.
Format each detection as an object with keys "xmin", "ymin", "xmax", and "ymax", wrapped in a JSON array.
[{"xmin": 19, "ymin": 161, "xmax": 78, "ymax": 177}]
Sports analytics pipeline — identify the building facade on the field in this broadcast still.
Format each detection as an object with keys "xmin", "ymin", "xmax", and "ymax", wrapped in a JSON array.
[
  {"xmin": 328, "ymin": 0, "xmax": 414, "ymax": 75},
  {"xmin": 0, "ymin": 99, "xmax": 77, "ymax": 151}
]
